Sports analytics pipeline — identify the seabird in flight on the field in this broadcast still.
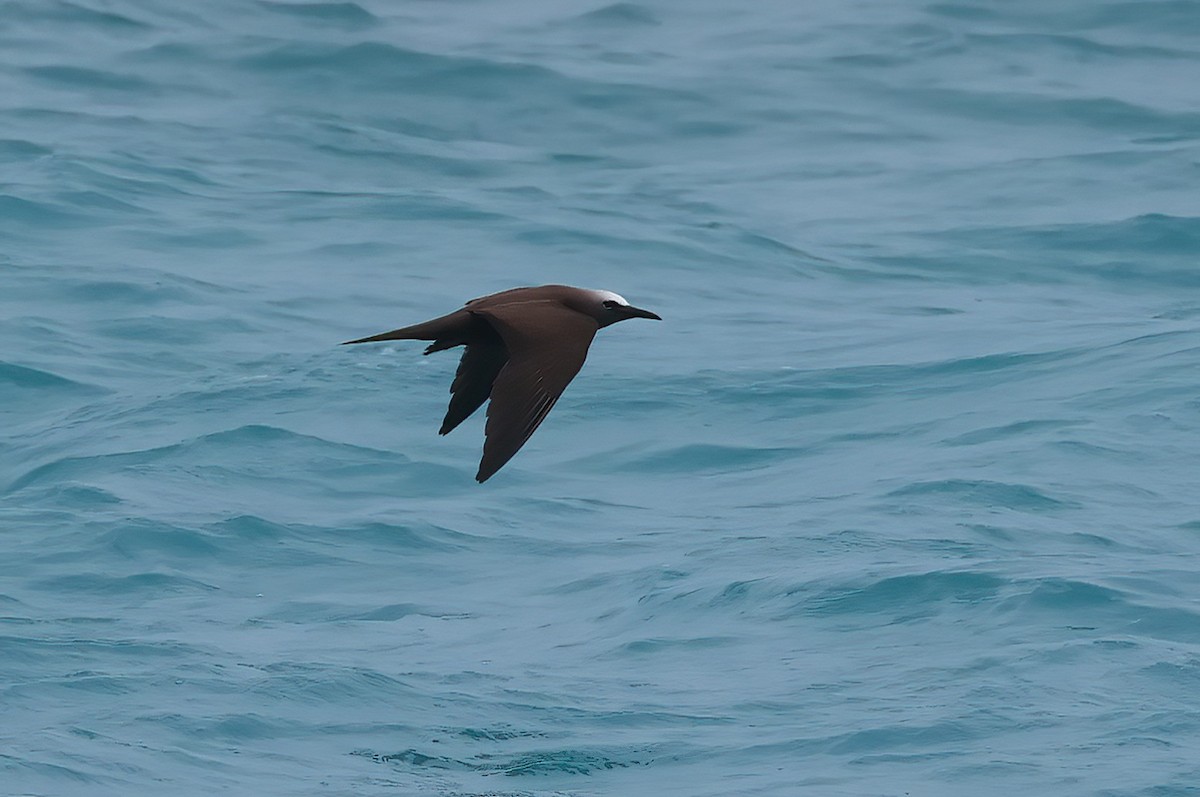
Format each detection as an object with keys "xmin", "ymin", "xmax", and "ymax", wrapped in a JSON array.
[{"xmin": 344, "ymin": 285, "xmax": 661, "ymax": 482}]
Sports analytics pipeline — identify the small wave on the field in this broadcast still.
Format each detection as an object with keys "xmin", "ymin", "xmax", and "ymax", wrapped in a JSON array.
[
  {"xmin": 964, "ymin": 31, "xmax": 1199, "ymax": 60},
  {"xmin": 238, "ymin": 39, "xmax": 705, "ymax": 123},
  {"xmin": 356, "ymin": 743, "xmax": 651, "ymax": 777},
  {"xmin": 457, "ymin": 726, "xmax": 546, "ymax": 742},
  {"xmin": 0, "ymin": 635, "xmax": 197, "ymax": 667},
  {"xmin": 345, "ymin": 603, "xmax": 460, "ymax": 622},
  {"xmin": 1002, "ymin": 577, "xmax": 1200, "ymax": 645},
  {"xmin": 807, "ymin": 570, "xmax": 1006, "ymax": 617},
  {"xmin": 23, "ymin": 65, "xmax": 156, "ymax": 93},
  {"xmin": 0, "ymin": 183, "xmax": 151, "ymax": 232},
  {"xmin": 260, "ymin": 600, "xmax": 463, "ymax": 623},
  {"xmin": 31, "ymin": 483, "xmax": 122, "ymax": 508},
  {"xmin": 98, "ymin": 519, "xmax": 222, "ymax": 561},
  {"xmin": 32, "ymin": 572, "xmax": 218, "ymax": 596},
  {"xmin": 0, "ymin": 756, "xmax": 106, "ymax": 786},
  {"xmin": 1142, "ymin": 659, "xmax": 1200, "ymax": 687},
  {"xmin": 269, "ymin": 189, "xmax": 508, "ymax": 223},
  {"xmin": 58, "ymin": 189, "xmax": 147, "ymax": 215},
  {"xmin": 6, "ymin": 424, "xmax": 400, "ymax": 495},
  {"xmin": 619, "ymin": 635, "xmax": 737, "ymax": 654},
  {"xmin": 353, "ymin": 747, "xmax": 462, "ymax": 771},
  {"xmin": 942, "ymin": 419, "xmax": 1082, "ymax": 446},
  {"xmin": 490, "ymin": 747, "xmax": 648, "ymax": 776},
  {"xmin": 825, "ymin": 718, "xmax": 998, "ymax": 755},
  {"xmin": 0, "ymin": 194, "xmax": 86, "ymax": 228},
  {"xmin": 570, "ymin": 3, "xmax": 660, "ymax": 27},
  {"xmin": 621, "ymin": 443, "xmax": 801, "ymax": 474},
  {"xmin": 0, "ymin": 138, "xmax": 52, "ymax": 159},
  {"xmin": 211, "ymin": 514, "xmax": 293, "ymax": 542},
  {"xmin": 94, "ymin": 315, "xmax": 258, "ymax": 343},
  {"xmin": 241, "ymin": 662, "xmax": 415, "ymax": 704},
  {"xmin": 133, "ymin": 226, "xmax": 262, "ymax": 249},
  {"xmin": 240, "ymin": 41, "xmax": 543, "ymax": 86},
  {"xmin": 900, "ymin": 87, "xmax": 1200, "ymax": 136},
  {"xmin": 2, "ymin": 1, "xmax": 151, "ymax": 30},
  {"xmin": 0, "ymin": 362, "xmax": 103, "ymax": 394},
  {"xmin": 994, "ymin": 214, "xmax": 1198, "ymax": 257},
  {"xmin": 887, "ymin": 479, "xmax": 1073, "ymax": 511},
  {"xmin": 59, "ymin": 278, "xmax": 195, "ymax": 305},
  {"xmin": 932, "ymin": 214, "xmax": 1200, "ymax": 286},
  {"xmin": 198, "ymin": 713, "xmax": 294, "ymax": 742},
  {"xmin": 1040, "ymin": 0, "xmax": 1200, "ymax": 34},
  {"xmin": 256, "ymin": 0, "xmax": 378, "ymax": 26},
  {"xmin": 673, "ymin": 350, "xmax": 1081, "ymax": 418},
  {"xmin": 1020, "ymin": 577, "xmax": 1124, "ymax": 610}
]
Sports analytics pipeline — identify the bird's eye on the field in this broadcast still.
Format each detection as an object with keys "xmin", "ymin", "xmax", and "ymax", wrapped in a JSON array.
[{"xmin": 602, "ymin": 300, "xmax": 617, "ymax": 309}]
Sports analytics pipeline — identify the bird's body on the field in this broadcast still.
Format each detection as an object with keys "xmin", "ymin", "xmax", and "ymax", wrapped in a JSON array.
[{"xmin": 344, "ymin": 285, "xmax": 661, "ymax": 482}]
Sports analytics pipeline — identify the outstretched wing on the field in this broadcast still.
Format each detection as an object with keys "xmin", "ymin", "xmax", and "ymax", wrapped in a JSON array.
[
  {"xmin": 471, "ymin": 302, "xmax": 598, "ymax": 482},
  {"xmin": 440, "ymin": 327, "xmax": 508, "ymax": 435}
]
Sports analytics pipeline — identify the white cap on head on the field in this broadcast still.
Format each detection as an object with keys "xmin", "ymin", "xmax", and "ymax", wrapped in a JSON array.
[{"xmin": 588, "ymin": 289, "xmax": 630, "ymax": 306}]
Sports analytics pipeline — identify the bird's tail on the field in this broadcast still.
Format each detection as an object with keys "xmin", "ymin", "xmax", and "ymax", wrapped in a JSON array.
[
  {"xmin": 342, "ymin": 310, "xmax": 472, "ymax": 353},
  {"xmin": 342, "ymin": 326, "xmax": 424, "ymax": 345}
]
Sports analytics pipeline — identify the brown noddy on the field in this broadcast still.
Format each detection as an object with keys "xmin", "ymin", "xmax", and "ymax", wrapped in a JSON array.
[{"xmin": 344, "ymin": 285, "xmax": 661, "ymax": 482}]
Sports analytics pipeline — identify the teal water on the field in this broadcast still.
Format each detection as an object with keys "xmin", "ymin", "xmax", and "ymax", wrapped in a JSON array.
[{"xmin": 3, "ymin": 1, "xmax": 1200, "ymax": 795}]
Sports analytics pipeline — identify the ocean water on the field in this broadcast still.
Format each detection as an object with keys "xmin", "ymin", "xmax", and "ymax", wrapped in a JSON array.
[{"xmin": 3, "ymin": 0, "xmax": 1200, "ymax": 794}]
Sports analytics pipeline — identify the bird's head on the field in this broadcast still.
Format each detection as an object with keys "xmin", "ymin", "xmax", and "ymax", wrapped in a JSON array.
[{"xmin": 582, "ymin": 289, "xmax": 662, "ymax": 328}]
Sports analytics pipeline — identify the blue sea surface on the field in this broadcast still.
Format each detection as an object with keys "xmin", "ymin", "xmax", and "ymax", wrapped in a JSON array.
[{"xmin": 3, "ymin": 1, "xmax": 1200, "ymax": 795}]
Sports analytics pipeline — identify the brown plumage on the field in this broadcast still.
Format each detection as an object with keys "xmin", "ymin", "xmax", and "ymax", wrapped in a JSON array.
[{"xmin": 344, "ymin": 285, "xmax": 661, "ymax": 482}]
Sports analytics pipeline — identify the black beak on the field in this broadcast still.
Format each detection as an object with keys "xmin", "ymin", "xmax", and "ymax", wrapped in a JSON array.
[{"xmin": 624, "ymin": 305, "xmax": 662, "ymax": 321}]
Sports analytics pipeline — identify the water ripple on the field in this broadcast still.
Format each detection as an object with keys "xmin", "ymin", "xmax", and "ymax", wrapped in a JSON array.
[{"xmin": 4, "ymin": 0, "xmax": 1200, "ymax": 794}]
